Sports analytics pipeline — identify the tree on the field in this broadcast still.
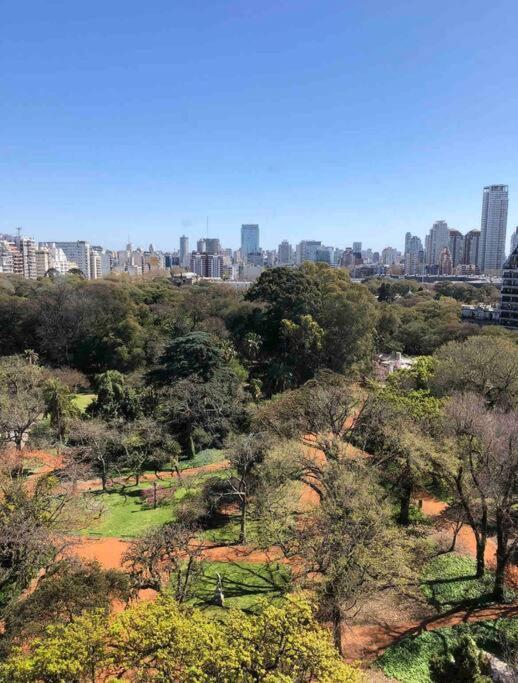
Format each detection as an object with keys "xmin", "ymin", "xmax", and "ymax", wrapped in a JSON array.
[
  {"xmin": 445, "ymin": 393, "xmax": 518, "ymax": 596},
  {"xmin": 201, "ymin": 433, "xmax": 271, "ymax": 543},
  {"xmin": 265, "ymin": 466, "xmax": 417, "ymax": 654},
  {"xmin": 122, "ymin": 522, "xmax": 203, "ymax": 599},
  {"xmin": 147, "ymin": 331, "xmax": 227, "ymax": 385},
  {"xmin": 43, "ymin": 378, "xmax": 80, "ymax": 444},
  {"xmin": 159, "ymin": 369, "xmax": 248, "ymax": 458},
  {"xmin": 87, "ymin": 370, "xmax": 141, "ymax": 421},
  {"xmin": 352, "ymin": 388, "xmax": 445, "ymax": 525},
  {"xmin": 120, "ymin": 417, "xmax": 177, "ymax": 485},
  {"xmin": 65, "ymin": 419, "xmax": 122, "ymax": 491},
  {"xmin": 2, "ymin": 559, "xmax": 129, "ymax": 648},
  {"xmin": 434, "ymin": 336, "xmax": 518, "ymax": 410},
  {"xmin": 0, "ymin": 355, "xmax": 45, "ymax": 450},
  {"xmin": 0, "ymin": 595, "xmax": 362, "ymax": 682}
]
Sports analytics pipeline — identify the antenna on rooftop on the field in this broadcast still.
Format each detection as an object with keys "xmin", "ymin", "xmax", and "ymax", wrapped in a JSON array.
[{"xmin": 16, "ymin": 226, "xmax": 22, "ymax": 239}]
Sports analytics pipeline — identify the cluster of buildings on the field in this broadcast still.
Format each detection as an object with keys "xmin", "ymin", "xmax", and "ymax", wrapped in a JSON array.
[{"xmin": 1, "ymin": 183, "xmax": 518, "ymax": 328}]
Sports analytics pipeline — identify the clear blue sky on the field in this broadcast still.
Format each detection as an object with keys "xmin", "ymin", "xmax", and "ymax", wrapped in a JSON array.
[{"xmin": 1, "ymin": 0, "xmax": 517, "ymax": 252}]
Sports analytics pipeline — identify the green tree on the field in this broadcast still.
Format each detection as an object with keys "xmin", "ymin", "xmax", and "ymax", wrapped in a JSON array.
[
  {"xmin": 43, "ymin": 378, "xmax": 80, "ymax": 444},
  {"xmin": 87, "ymin": 370, "xmax": 141, "ymax": 421},
  {"xmin": 148, "ymin": 331, "xmax": 227, "ymax": 385},
  {"xmin": 433, "ymin": 336, "xmax": 518, "ymax": 410}
]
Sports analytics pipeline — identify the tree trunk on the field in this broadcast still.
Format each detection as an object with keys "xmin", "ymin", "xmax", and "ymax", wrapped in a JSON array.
[
  {"xmin": 493, "ymin": 511, "xmax": 507, "ymax": 602},
  {"xmin": 331, "ymin": 604, "xmax": 343, "ymax": 656},
  {"xmin": 475, "ymin": 534, "xmax": 486, "ymax": 578},
  {"xmin": 239, "ymin": 495, "xmax": 247, "ymax": 544},
  {"xmin": 101, "ymin": 471, "xmax": 107, "ymax": 492},
  {"xmin": 189, "ymin": 434, "xmax": 196, "ymax": 459},
  {"xmin": 398, "ymin": 483, "xmax": 412, "ymax": 525}
]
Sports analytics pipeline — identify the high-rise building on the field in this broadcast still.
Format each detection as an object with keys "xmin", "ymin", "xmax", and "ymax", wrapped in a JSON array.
[
  {"xmin": 35, "ymin": 247, "xmax": 50, "ymax": 278},
  {"xmin": 15, "ymin": 236, "xmax": 37, "ymax": 279},
  {"xmin": 438, "ymin": 247, "xmax": 453, "ymax": 275},
  {"xmin": 463, "ymin": 230, "xmax": 481, "ymax": 267},
  {"xmin": 204, "ymin": 238, "xmax": 221, "ymax": 254},
  {"xmin": 404, "ymin": 234, "xmax": 424, "ymax": 275},
  {"xmin": 479, "ymin": 184, "xmax": 508, "ymax": 273},
  {"xmin": 295, "ymin": 240, "xmax": 321, "ymax": 264},
  {"xmin": 425, "ymin": 221, "xmax": 450, "ymax": 266},
  {"xmin": 0, "ymin": 240, "xmax": 15, "ymax": 274},
  {"xmin": 278, "ymin": 240, "xmax": 293, "ymax": 265},
  {"xmin": 53, "ymin": 241, "xmax": 92, "ymax": 278},
  {"xmin": 500, "ymin": 243, "xmax": 518, "ymax": 329},
  {"xmin": 179, "ymin": 235, "xmax": 189, "ymax": 268},
  {"xmin": 510, "ymin": 227, "xmax": 518, "ymax": 254},
  {"xmin": 352, "ymin": 241, "xmax": 362, "ymax": 254},
  {"xmin": 381, "ymin": 246, "xmax": 400, "ymax": 266},
  {"xmin": 448, "ymin": 230, "xmax": 464, "ymax": 268},
  {"xmin": 190, "ymin": 252, "xmax": 224, "ymax": 278},
  {"xmin": 241, "ymin": 224, "xmax": 259, "ymax": 262}
]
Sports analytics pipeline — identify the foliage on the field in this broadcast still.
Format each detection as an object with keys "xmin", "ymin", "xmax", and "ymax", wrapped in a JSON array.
[
  {"xmin": 377, "ymin": 619, "xmax": 517, "ymax": 683},
  {"xmin": 0, "ymin": 594, "xmax": 362, "ymax": 682},
  {"xmin": 0, "ymin": 355, "xmax": 46, "ymax": 450},
  {"xmin": 2, "ymin": 559, "xmax": 129, "ymax": 648},
  {"xmin": 43, "ymin": 378, "xmax": 80, "ymax": 441},
  {"xmin": 421, "ymin": 554, "xmax": 495, "ymax": 611},
  {"xmin": 87, "ymin": 370, "xmax": 141, "ymax": 421},
  {"xmin": 433, "ymin": 336, "xmax": 518, "ymax": 410}
]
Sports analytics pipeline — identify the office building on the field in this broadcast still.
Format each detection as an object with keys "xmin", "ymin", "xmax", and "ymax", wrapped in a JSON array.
[
  {"xmin": 463, "ymin": 230, "xmax": 481, "ymax": 268},
  {"xmin": 352, "ymin": 241, "xmax": 362, "ymax": 254},
  {"xmin": 425, "ymin": 221, "xmax": 450, "ymax": 266},
  {"xmin": 448, "ymin": 230, "xmax": 464, "ymax": 268},
  {"xmin": 510, "ymin": 227, "xmax": 518, "ymax": 254},
  {"xmin": 179, "ymin": 235, "xmax": 189, "ymax": 267},
  {"xmin": 479, "ymin": 185, "xmax": 508, "ymax": 272},
  {"xmin": 500, "ymin": 243, "xmax": 518, "ymax": 329},
  {"xmin": 278, "ymin": 240, "xmax": 293, "ymax": 265},
  {"xmin": 241, "ymin": 224, "xmax": 259, "ymax": 262},
  {"xmin": 204, "ymin": 238, "xmax": 221, "ymax": 254}
]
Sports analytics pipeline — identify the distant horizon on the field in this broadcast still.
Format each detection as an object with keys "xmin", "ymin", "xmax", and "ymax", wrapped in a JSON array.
[{"xmin": 2, "ymin": 1, "xmax": 517, "ymax": 253}]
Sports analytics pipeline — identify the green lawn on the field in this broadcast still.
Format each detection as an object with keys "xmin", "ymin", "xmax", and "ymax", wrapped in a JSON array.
[
  {"xmin": 72, "ymin": 393, "xmax": 96, "ymax": 412},
  {"xmin": 177, "ymin": 448, "xmax": 227, "ymax": 471},
  {"xmin": 421, "ymin": 553, "xmax": 498, "ymax": 611},
  {"xmin": 377, "ymin": 618, "xmax": 518, "ymax": 683},
  {"xmin": 80, "ymin": 470, "xmax": 226, "ymax": 538},
  {"xmin": 189, "ymin": 560, "xmax": 291, "ymax": 612}
]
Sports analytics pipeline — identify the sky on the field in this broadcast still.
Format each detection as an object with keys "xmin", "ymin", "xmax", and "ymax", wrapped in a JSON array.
[{"xmin": 1, "ymin": 0, "xmax": 518, "ymax": 253}]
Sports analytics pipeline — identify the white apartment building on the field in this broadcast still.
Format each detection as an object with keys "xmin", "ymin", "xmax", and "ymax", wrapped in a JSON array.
[{"xmin": 53, "ymin": 241, "xmax": 92, "ymax": 278}]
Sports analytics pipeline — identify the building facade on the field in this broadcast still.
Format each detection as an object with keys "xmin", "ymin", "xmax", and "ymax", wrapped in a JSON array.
[
  {"xmin": 479, "ymin": 184, "xmax": 508, "ymax": 273},
  {"xmin": 500, "ymin": 244, "xmax": 518, "ymax": 329},
  {"xmin": 241, "ymin": 224, "xmax": 259, "ymax": 262}
]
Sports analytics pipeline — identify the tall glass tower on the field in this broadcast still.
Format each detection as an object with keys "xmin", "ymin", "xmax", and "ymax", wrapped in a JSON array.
[
  {"xmin": 241, "ymin": 224, "xmax": 259, "ymax": 261},
  {"xmin": 479, "ymin": 185, "xmax": 508, "ymax": 273}
]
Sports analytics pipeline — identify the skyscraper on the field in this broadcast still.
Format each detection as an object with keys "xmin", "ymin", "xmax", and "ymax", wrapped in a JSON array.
[
  {"xmin": 404, "ymin": 234, "xmax": 424, "ymax": 275},
  {"xmin": 179, "ymin": 235, "xmax": 189, "ymax": 268},
  {"xmin": 352, "ymin": 241, "xmax": 362, "ymax": 254},
  {"xmin": 479, "ymin": 185, "xmax": 508, "ymax": 273},
  {"xmin": 463, "ymin": 230, "xmax": 481, "ymax": 267},
  {"xmin": 241, "ymin": 224, "xmax": 259, "ymax": 262},
  {"xmin": 278, "ymin": 240, "xmax": 293, "ymax": 265},
  {"xmin": 448, "ymin": 230, "xmax": 464, "ymax": 268},
  {"xmin": 510, "ymin": 226, "xmax": 518, "ymax": 254},
  {"xmin": 425, "ymin": 221, "xmax": 450, "ymax": 266}
]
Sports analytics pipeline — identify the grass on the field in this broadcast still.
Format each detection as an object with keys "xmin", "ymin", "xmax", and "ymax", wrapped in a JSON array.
[
  {"xmin": 377, "ymin": 619, "xmax": 518, "ymax": 683},
  {"xmin": 200, "ymin": 515, "xmax": 260, "ymax": 544},
  {"xmin": 80, "ymin": 470, "xmax": 225, "ymax": 538},
  {"xmin": 177, "ymin": 448, "xmax": 227, "ymax": 471},
  {"xmin": 72, "ymin": 393, "xmax": 96, "ymax": 412},
  {"xmin": 421, "ymin": 553, "xmax": 496, "ymax": 612},
  {"xmin": 189, "ymin": 560, "xmax": 291, "ymax": 612}
]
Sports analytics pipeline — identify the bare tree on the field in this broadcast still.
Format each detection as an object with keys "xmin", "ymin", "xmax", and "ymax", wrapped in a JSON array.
[
  {"xmin": 446, "ymin": 393, "xmax": 518, "ymax": 598},
  {"xmin": 122, "ymin": 523, "xmax": 203, "ymax": 601}
]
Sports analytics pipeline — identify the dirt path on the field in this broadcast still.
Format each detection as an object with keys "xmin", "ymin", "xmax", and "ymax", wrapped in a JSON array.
[{"xmin": 342, "ymin": 602, "xmax": 518, "ymax": 662}]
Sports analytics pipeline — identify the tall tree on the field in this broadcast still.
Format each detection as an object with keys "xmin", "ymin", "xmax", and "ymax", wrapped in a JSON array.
[
  {"xmin": 0, "ymin": 355, "xmax": 45, "ymax": 450},
  {"xmin": 43, "ymin": 378, "xmax": 80, "ymax": 444}
]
